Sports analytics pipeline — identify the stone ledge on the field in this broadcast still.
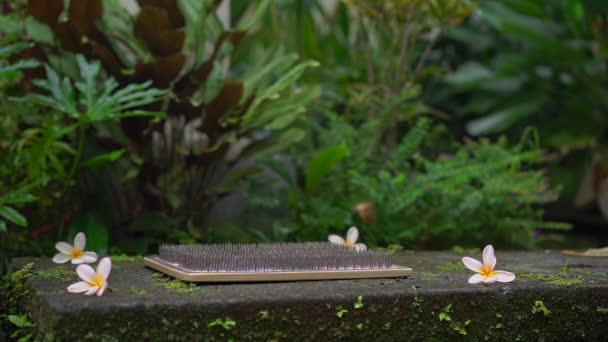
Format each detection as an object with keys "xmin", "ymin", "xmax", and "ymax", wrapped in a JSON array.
[{"xmin": 3, "ymin": 251, "xmax": 608, "ymax": 341}]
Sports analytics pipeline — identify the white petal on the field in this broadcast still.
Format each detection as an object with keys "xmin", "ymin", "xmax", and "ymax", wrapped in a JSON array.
[
  {"xmin": 74, "ymin": 232, "xmax": 86, "ymax": 251},
  {"xmin": 81, "ymin": 252, "xmax": 98, "ymax": 264},
  {"xmin": 76, "ymin": 264, "xmax": 96, "ymax": 282},
  {"xmin": 494, "ymin": 270, "xmax": 515, "ymax": 283},
  {"xmin": 468, "ymin": 273, "xmax": 485, "ymax": 284},
  {"xmin": 71, "ymin": 258, "xmax": 84, "ymax": 265},
  {"xmin": 328, "ymin": 235, "xmax": 345, "ymax": 245},
  {"xmin": 67, "ymin": 281, "xmax": 90, "ymax": 293},
  {"xmin": 482, "ymin": 245, "xmax": 496, "ymax": 271},
  {"xmin": 84, "ymin": 286, "xmax": 99, "ymax": 296},
  {"xmin": 483, "ymin": 275, "xmax": 497, "ymax": 284},
  {"xmin": 52, "ymin": 253, "xmax": 70, "ymax": 264},
  {"xmin": 97, "ymin": 282, "xmax": 108, "ymax": 296},
  {"xmin": 55, "ymin": 241, "xmax": 73, "ymax": 254},
  {"xmin": 97, "ymin": 257, "xmax": 112, "ymax": 280},
  {"xmin": 462, "ymin": 257, "xmax": 483, "ymax": 273},
  {"xmin": 346, "ymin": 226, "xmax": 359, "ymax": 244},
  {"xmin": 354, "ymin": 243, "xmax": 367, "ymax": 252}
]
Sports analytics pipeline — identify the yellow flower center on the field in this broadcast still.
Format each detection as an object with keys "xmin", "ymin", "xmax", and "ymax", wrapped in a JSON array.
[
  {"xmin": 70, "ymin": 248, "xmax": 83, "ymax": 259},
  {"xmin": 89, "ymin": 274, "xmax": 105, "ymax": 288},
  {"xmin": 480, "ymin": 265, "xmax": 495, "ymax": 278},
  {"xmin": 344, "ymin": 241, "xmax": 354, "ymax": 248}
]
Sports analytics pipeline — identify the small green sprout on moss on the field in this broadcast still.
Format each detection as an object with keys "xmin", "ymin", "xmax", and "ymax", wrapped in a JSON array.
[
  {"xmin": 208, "ymin": 317, "xmax": 236, "ymax": 330},
  {"xmin": 383, "ymin": 322, "xmax": 391, "ymax": 330},
  {"xmin": 336, "ymin": 306, "xmax": 349, "ymax": 318},
  {"xmin": 453, "ymin": 320, "xmax": 470, "ymax": 336},
  {"xmin": 597, "ymin": 306, "xmax": 608, "ymax": 314},
  {"xmin": 439, "ymin": 304, "xmax": 452, "ymax": 322},
  {"xmin": 354, "ymin": 295, "xmax": 364, "ymax": 309},
  {"xmin": 356, "ymin": 323, "xmax": 364, "ymax": 330},
  {"xmin": 8, "ymin": 314, "xmax": 34, "ymax": 341},
  {"xmin": 130, "ymin": 287, "xmax": 147, "ymax": 296},
  {"xmin": 152, "ymin": 273, "xmax": 198, "ymax": 295},
  {"xmin": 532, "ymin": 301, "xmax": 551, "ymax": 317},
  {"xmin": 37, "ymin": 266, "xmax": 76, "ymax": 281},
  {"xmin": 258, "ymin": 310, "xmax": 269, "ymax": 319}
]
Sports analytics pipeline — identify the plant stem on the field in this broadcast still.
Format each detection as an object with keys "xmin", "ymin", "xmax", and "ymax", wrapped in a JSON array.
[
  {"xmin": 412, "ymin": 29, "xmax": 441, "ymax": 82},
  {"xmin": 57, "ymin": 122, "xmax": 86, "ymax": 239}
]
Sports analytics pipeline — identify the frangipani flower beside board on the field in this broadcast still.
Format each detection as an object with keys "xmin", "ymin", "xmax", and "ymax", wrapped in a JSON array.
[
  {"xmin": 67, "ymin": 257, "xmax": 112, "ymax": 296},
  {"xmin": 462, "ymin": 245, "xmax": 515, "ymax": 284},
  {"xmin": 329, "ymin": 226, "xmax": 367, "ymax": 252},
  {"xmin": 53, "ymin": 232, "xmax": 98, "ymax": 264}
]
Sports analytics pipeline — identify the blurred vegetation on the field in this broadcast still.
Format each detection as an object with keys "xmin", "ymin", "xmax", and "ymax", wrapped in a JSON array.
[{"xmin": 3, "ymin": 0, "xmax": 605, "ymax": 271}]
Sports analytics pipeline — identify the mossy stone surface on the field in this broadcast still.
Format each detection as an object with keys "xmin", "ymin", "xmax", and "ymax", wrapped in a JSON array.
[{"xmin": 3, "ymin": 251, "xmax": 608, "ymax": 341}]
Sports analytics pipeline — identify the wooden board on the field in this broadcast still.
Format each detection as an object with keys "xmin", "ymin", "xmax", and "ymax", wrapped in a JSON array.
[{"xmin": 144, "ymin": 256, "xmax": 413, "ymax": 283}]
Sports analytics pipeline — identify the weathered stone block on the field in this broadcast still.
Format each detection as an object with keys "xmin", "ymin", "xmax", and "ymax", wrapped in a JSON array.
[{"xmin": 2, "ymin": 251, "xmax": 607, "ymax": 341}]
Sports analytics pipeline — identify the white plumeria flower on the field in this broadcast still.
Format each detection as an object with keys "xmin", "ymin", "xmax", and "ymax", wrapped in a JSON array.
[
  {"xmin": 67, "ymin": 257, "xmax": 112, "ymax": 296},
  {"xmin": 328, "ymin": 226, "xmax": 367, "ymax": 252},
  {"xmin": 53, "ymin": 232, "xmax": 98, "ymax": 264},
  {"xmin": 462, "ymin": 245, "xmax": 515, "ymax": 284}
]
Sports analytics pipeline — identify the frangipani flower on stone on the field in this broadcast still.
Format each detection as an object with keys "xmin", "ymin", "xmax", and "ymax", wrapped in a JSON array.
[
  {"xmin": 329, "ymin": 226, "xmax": 367, "ymax": 252},
  {"xmin": 53, "ymin": 232, "xmax": 98, "ymax": 264},
  {"xmin": 462, "ymin": 245, "xmax": 515, "ymax": 284},
  {"xmin": 67, "ymin": 257, "xmax": 111, "ymax": 296}
]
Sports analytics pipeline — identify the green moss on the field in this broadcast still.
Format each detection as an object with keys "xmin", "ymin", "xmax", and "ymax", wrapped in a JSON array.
[
  {"xmin": 36, "ymin": 266, "xmax": 76, "ymax": 281},
  {"xmin": 532, "ymin": 300, "xmax": 551, "ymax": 317},
  {"xmin": 376, "ymin": 244, "xmax": 404, "ymax": 255},
  {"xmin": 418, "ymin": 272, "xmax": 439, "ymax": 280},
  {"xmin": 597, "ymin": 306, "xmax": 608, "ymax": 314},
  {"xmin": 152, "ymin": 273, "xmax": 198, "ymax": 295},
  {"xmin": 130, "ymin": 287, "xmax": 147, "ymax": 296},
  {"xmin": 111, "ymin": 255, "xmax": 141, "ymax": 262},
  {"xmin": 517, "ymin": 266, "xmax": 584, "ymax": 287},
  {"xmin": 436, "ymin": 262, "xmax": 465, "ymax": 271},
  {"xmin": 5, "ymin": 262, "xmax": 33, "ymax": 286}
]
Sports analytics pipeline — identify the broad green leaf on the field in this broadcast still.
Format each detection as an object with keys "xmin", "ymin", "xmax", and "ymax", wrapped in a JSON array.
[
  {"xmin": 67, "ymin": 213, "xmax": 109, "ymax": 254},
  {"xmin": 8, "ymin": 315, "xmax": 32, "ymax": 328},
  {"xmin": 25, "ymin": 17, "xmax": 55, "ymax": 44},
  {"xmin": 243, "ymin": 59, "xmax": 319, "ymax": 121},
  {"xmin": 238, "ymin": 0, "xmax": 271, "ymax": 31},
  {"xmin": 0, "ymin": 43, "xmax": 30, "ymax": 58},
  {"xmin": 3, "ymin": 193, "xmax": 37, "ymax": 204},
  {"xmin": 0, "ymin": 221, "xmax": 6, "ymax": 232},
  {"xmin": 306, "ymin": 144, "xmax": 349, "ymax": 193},
  {"xmin": 83, "ymin": 149, "xmax": 126, "ymax": 168},
  {"xmin": 466, "ymin": 96, "xmax": 545, "ymax": 136},
  {"xmin": 0, "ymin": 59, "xmax": 40, "ymax": 79},
  {"xmin": 444, "ymin": 62, "xmax": 492, "ymax": 86},
  {"xmin": 0, "ymin": 206, "xmax": 27, "ymax": 227},
  {"xmin": 0, "ymin": 15, "xmax": 23, "ymax": 34}
]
